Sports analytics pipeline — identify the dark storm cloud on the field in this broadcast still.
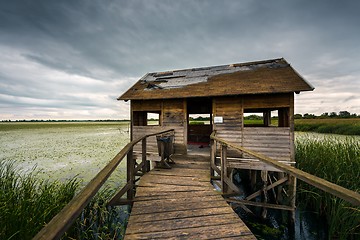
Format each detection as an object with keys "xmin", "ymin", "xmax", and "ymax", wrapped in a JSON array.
[{"xmin": 0, "ymin": 0, "xmax": 359, "ymax": 119}]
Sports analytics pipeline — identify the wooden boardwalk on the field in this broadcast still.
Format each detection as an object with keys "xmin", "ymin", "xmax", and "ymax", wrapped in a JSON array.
[{"xmin": 124, "ymin": 154, "xmax": 255, "ymax": 239}]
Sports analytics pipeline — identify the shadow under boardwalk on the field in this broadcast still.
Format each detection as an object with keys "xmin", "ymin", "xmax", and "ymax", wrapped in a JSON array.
[{"xmin": 124, "ymin": 154, "xmax": 255, "ymax": 239}]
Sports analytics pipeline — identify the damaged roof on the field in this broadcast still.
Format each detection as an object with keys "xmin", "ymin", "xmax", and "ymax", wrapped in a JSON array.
[{"xmin": 118, "ymin": 58, "xmax": 314, "ymax": 100}]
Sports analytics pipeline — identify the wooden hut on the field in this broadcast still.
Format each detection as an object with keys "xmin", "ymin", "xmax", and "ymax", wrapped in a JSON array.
[
  {"xmin": 118, "ymin": 58, "xmax": 313, "ymax": 161},
  {"xmin": 118, "ymin": 57, "xmax": 313, "ymax": 221}
]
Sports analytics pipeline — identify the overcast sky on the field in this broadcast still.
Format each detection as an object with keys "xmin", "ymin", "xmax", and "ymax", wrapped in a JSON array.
[{"xmin": 1, "ymin": 0, "xmax": 359, "ymax": 120}]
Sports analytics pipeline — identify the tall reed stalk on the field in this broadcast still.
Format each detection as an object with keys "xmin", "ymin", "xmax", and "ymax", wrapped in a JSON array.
[{"xmin": 295, "ymin": 136, "xmax": 360, "ymax": 239}]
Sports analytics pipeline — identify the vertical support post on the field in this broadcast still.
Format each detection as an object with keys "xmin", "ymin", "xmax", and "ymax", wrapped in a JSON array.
[
  {"xmin": 220, "ymin": 144, "xmax": 228, "ymax": 194},
  {"xmin": 261, "ymin": 170, "xmax": 268, "ymax": 219},
  {"xmin": 288, "ymin": 175, "xmax": 297, "ymax": 224},
  {"xmin": 250, "ymin": 170, "xmax": 257, "ymax": 192},
  {"xmin": 263, "ymin": 110, "xmax": 271, "ymax": 126},
  {"xmin": 141, "ymin": 138, "xmax": 150, "ymax": 173},
  {"xmin": 127, "ymin": 147, "xmax": 135, "ymax": 201},
  {"xmin": 210, "ymin": 138, "xmax": 215, "ymax": 179}
]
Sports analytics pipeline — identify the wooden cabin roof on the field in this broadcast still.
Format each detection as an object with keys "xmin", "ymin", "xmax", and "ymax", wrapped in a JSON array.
[{"xmin": 118, "ymin": 58, "xmax": 314, "ymax": 100}]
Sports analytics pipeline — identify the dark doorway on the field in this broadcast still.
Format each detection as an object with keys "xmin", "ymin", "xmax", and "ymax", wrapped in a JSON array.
[{"xmin": 187, "ymin": 98, "xmax": 212, "ymax": 154}]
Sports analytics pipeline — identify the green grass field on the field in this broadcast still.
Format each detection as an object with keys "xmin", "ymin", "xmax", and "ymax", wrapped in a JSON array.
[{"xmin": 295, "ymin": 118, "xmax": 360, "ymax": 135}]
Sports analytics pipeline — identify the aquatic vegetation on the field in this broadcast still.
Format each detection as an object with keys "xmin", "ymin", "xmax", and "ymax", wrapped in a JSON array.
[
  {"xmin": 64, "ymin": 188, "xmax": 128, "ymax": 240},
  {"xmin": 295, "ymin": 135, "xmax": 360, "ymax": 239},
  {"xmin": 0, "ymin": 160, "xmax": 78, "ymax": 239},
  {"xmin": 0, "ymin": 160, "xmax": 127, "ymax": 240},
  {"xmin": 0, "ymin": 122, "xmax": 130, "ymax": 188}
]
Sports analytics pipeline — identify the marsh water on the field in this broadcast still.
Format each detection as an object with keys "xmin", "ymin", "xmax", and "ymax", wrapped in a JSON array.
[{"xmin": 0, "ymin": 122, "xmax": 130, "ymax": 189}]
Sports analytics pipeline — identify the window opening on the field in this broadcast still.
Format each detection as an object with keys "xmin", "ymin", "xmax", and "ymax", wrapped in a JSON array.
[
  {"xmin": 147, "ymin": 112, "xmax": 160, "ymax": 125},
  {"xmin": 244, "ymin": 108, "xmax": 289, "ymax": 127},
  {"xmin": 133, "ymin": 111, "xmax": 161, "ymax": 126},
  {"xmin": 188, "ymin": 113, "xmax": 211, "ymax": 144},
  {"xmin": 189, "ymin": 114, "xmax": 211, "ymax": 125}
]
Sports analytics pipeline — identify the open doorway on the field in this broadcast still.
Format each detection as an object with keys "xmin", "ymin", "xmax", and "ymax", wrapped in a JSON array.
[{"xmin": 187, "ymin": 98, "xmax": 212, "ymax": 155}]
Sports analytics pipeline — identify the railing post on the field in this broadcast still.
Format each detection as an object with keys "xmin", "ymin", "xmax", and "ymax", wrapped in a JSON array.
[
  {"xmin": 141, "ymin": 138, "xmax": 149, "ymax": 173},
  {"xmin": 220, "ymin": 144, "xmax": 228, "ymax": 194},
  {"xmin": 288, "ymin": 175, "xmax": 297, "ymax": 225},
  {"xmin": 127, "ymin": 147, "xmax": 135, "ymax": 201},
  {"xmin": 210, "ymin": 139, "xmax": 215, "ymax": 179}
]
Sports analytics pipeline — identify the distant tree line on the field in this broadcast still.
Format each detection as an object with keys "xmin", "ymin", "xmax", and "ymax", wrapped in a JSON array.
[{"xmin": 295, "ymin": 111, "xmax": 358, "ymax": 119}]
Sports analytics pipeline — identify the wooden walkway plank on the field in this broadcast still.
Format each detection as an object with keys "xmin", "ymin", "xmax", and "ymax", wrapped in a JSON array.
[
  {"xmin": 130, "ymin": 199, "xmax": 228, "ymax": 215},
  {"xmin": 128, "ymin": 206, "xmax": 234, "ymax": 223},
  {"xmin": 124, "ymin": 154, "xmax": 255, "ymax": 239},
  {"xmin": 134, "ymin": 190, "xmax": 219, "ymax": 198},
  {"xmin": 132, "ymin": 195, "xmax": 224, "ymax": 206},
  {"xmin": 125, "ymin": 223, "xmax": 255, "ymax": 240}
]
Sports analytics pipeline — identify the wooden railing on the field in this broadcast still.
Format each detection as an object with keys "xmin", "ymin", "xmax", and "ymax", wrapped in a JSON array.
[
  {"xmin": 33, "ymin": 129, "xmax": 175, "ymax": 240},
  {"xmin": 210, "ymin": 131, "xmax": 360, "ymax": 207}
]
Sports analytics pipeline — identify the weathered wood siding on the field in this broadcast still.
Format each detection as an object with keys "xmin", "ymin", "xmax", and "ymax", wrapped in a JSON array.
[
  {"xmin": 213, "ymin": 97, "xmax": 242, "ymax": 143},
  {"xmin": 213, "ymin": 97, "xmax": 243, "ymax": 157},
  {"xmin": 162, "ymin": 99, "xmax": 186, "ymax": 154},
  {"xmin": 133, "ymin": 126, "xmax": 163, "ymax": 157},
  {"xmin": 131, "ymin": 99, "xmax": 186, "ymax": 160},
  {"xmin": 242, "ymin": 93, "xmax": 291, "ymax": 109},
  {"xmin": 212, "ymin": 93, "xmax": 294, "ymax": 171},
  {"xmin": 242, "ymin": 127, "xmax": 291, "ymax": 162}
]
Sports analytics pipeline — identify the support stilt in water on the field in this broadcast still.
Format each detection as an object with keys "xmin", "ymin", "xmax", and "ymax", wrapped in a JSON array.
[
  {"xmin": 261, "ymin": 170, "xmax": 268, "ymax": 219},
  {"xmin": 276, "ymin": 172, "xmax": 285, "ymax": 204},
  {"xmin": 287, "ymin": 175, "xmax": 297, "ymax": 234},
  {"xmin": 250, "ymin": 170, "xmax": 257, "ymax": 192}
]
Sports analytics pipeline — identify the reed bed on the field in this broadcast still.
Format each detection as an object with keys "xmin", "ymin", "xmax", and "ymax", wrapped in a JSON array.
[
  {"xmin": 0, "ymin": 160, "xmax": 126, "ymax": 240},
  {"xmin": 0, "ymin": 160, "xmax": 78, "ymax": 239},
  {"xmin": 295, "ymin": 136, "xmax": 360, "ymax": 239}
]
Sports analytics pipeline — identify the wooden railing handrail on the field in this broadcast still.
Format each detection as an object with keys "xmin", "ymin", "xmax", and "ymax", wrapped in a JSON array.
[
  {"xmin": 33, "ymin": 129, "xmax": 174, "ymax": 240},
  {"xmin": 210, "ymin": 131, "xmax": 360, "ymax": 206}
]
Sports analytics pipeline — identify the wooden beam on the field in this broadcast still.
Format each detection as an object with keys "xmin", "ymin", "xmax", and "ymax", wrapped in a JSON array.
[
  {"xmin": 211, "ymin": 161, "xmax": 221, "ymax": 175},
  {"xmin": 107, "ymin": 182, "xmax": 132, "ymax": 206},
  {"xmin": 226, "ymin": 198, "xmax": 295, "ymax": 211},
  {"xmin": 245, "ymin": 176, "xmax": 288, "ymax": 201},
  {"xmin": 134, "ymin": 161, "xmax": 145, "ymax": 174}
]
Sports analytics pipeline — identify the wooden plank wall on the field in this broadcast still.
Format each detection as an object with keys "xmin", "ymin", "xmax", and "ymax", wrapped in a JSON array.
[
  {"xmin": 162, "ymin": 99, "xmax": 187, "ymax": 154},
  {"xmin": 213, "ymin": 97, "xmax": 243, "ymax": 143},
  {"xmin": 213, "ymin": 94, "xmax": 294, "ymax": 171},
  {"xmin": 242, "ymin": 127, "xmax": 291, "ymax": 161},
  {"xmin": 131, "ymin": 99, "xmax": 187, "ymax": 159},
  {"xmin": 213, "ymin": 97, "xmax": 243, "ymax": 157}
]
